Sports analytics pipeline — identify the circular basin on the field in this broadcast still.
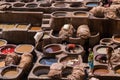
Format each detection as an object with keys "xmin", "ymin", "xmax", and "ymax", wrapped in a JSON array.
[
  {"xmin": 93, "ymin": 65, "xmax": 109, "ymax": 75},
  {"xmin": 65, "ymin": 44, "xmax": 84, "ymax": 55},
  {"xmin": 52, "ymin": 11, "xmax": 67, "ymax": 17},
  {"xmin": 53, "ymin": 3, "xmax": 68, "ymax": 8},
  {"xmin": 70, "ymin": 3, "xmax": 82, "ymax": 8},
  {"xmin": 59, "ymin": 55, "xmax": 81, "ymax": 67},
  {"xmin": 95, "ymin": 45, "xmax": 108, "ymax": 54},
  {"xmin": 26, "ymin": 3, "xmax": 38, "ymax": 8},
  {"xmin": 13, "ymin": 3, "xmax": 25, "ymax": 7},
  {"xmin": 1, "ymin": 66, "xmax": 21, "ymax": 79},
  {"xmin": 15, "ymin": 44, "xmax": 34, "ymax": 54},
  {"xmin": 33, "ymin": 66, "xmax": 50, "ymax": 77},
  {"xmin": 100, "ymin": 38, "xmax": 113, "ymax": 45},
  {"xmin": 39, "ymin": 57, "xmax": 58, "ymax": 66},
  {"xmin": 74, "ymin": 11, "xmax": 88, "ymax": 17},
  {"xmin": 0, "ymin": 44, "xmax": 16, "ymax": 55},
  {"xmin": 86, "ymin": 2, "xmax": 99, "ymax": 8},
  {"xmin": 43, "ymin": 44, "xmax": 62, "ymax": 55},
  {"xmin": 112, "ymin": 34, "xmax": 120, "ymax": 44}
]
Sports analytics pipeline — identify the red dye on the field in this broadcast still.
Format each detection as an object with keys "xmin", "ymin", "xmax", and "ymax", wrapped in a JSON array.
[
  {"xmin": 1, "ymin": 48, "xmax": 15, "ymax": 54},
  {"xmin": 67, "ymin": 44, "xmax": 76, "ymax": 50}
]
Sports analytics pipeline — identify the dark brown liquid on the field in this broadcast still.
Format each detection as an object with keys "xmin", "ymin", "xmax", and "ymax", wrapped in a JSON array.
[
  {"xmin": 45, "ymin": 45, "xmax": 61, "ymax": 53},
  {"xmin": 94, "ymin": 69, "xmax": 109, "ymax": 74}
]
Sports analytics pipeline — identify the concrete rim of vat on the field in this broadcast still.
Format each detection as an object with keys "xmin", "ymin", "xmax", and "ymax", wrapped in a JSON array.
[
  {"xmin": 13, "ymin": 2, "xmax": 25, "ymax": 7},
  {"xmin": 64, "ymin": 45, "xmax": 84, "ymax": 55},
  {"xmin": 1, "ymin": 65, "xmax": 22, "ymax": 79},
  {"xmin": 85, "ymin": 1, "xmax": 100, "ymax": 8},
  {"xmin": 112, "ymin": 34, "xmax": 120, "ymax": 44},
  {"xmin": 100, "ymin": 38, "xmax": 113, "ymax": 45},
  {"xmin": 51, "ymin": 11, "xmax": 68, "ymax": 18},
  {"xmin": 93, "ymin": 65, "xmax": 109, "ymax": 75},
  {"xmin": 73, "ymin": 11, "xmax": 89, "ymax": 17},
  {"xmin": 0, "ymin": 2, "xmax": 12, "ymax": 6},
  {"xmin": 52, "ymin": 2, "xmax": 69, "ymax": 8},
  {"xmin": 93, "ymin": 45, "xmax": 108, "ymax": 55},
  {"xmin": 43, "ymin": 44, "xmax": 63, "ymax": 56},
  {"xmin": 58, "ymin": 55, "xmax": 80, "ymax": 67},
  {"xmin": 15, "ymin": 44, "xmax": 34, "ymax": 55},
  {"xmin": 0, "ymin": 39, "xmax": 7, "ymax": 47}
]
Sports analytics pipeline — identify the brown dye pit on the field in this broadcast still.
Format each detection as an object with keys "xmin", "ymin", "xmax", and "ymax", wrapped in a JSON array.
[
  {"xmin": 0, "ymin": 24, "xmax": 15, "ymax": 30},
  {"xmin": 114, "ymin": 38, "xmax": 120, "ymax": 42},
  {"xmin": 74, "ymin": 12, "xmax": 88, "ymax": 17},
  {"xmin": 16, "ymin": 25, "xmax": 28, "ymax": 30},
  {"xmin": 0, "ymin": 40, "xmax": 6, "ymax": 47},
  {"xmin": 15, "ymin": 45, "xmax": 33, "ymax": 54},
  {"xmin": 94, "ymin": 69, "xmax": 109, "ymax": 75},
  {"xmin": 45, "ymin": 45, "xmax": 61, "ymax": 53},
  {"xmin": 54, "ymin": 3, "xmax": 66, "ymax": 7},
  {"xmin": 116, "ymin": 69, "xmax": 120, "ymax": 74},
  {"xmin": 0, "ymin": 61, "xmax": 5, "ymax": 67},
  {"xmin": 3, "ymin": 69, "xmax": 19, "ymax": 78},
  {"xmin": 30, "ymin": 27, "xmax": 41, "ymax": 31}
]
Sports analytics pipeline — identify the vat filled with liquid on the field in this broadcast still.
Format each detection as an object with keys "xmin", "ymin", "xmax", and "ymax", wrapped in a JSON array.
[
  {"xmin": 93, "ymin": 65, "xmax": 109, "ymax": 75},
  {"xmin": 43, "ymin": 44, "xmax": 62, "ymax": 56},
  {"xmin": 86, "ymin": 2, "xmax": 99, "ymax": 8},
  {"xmin": 33, "ymin": 66, "xmax": 50, "ymax": 78},
  {"xmin": 1, "ymin": 66, "xmax": 21, "ymax": 79},
  {"xmin": 39, "ymin": 57, "xmax": 58, "ymax": 66},
  {"xmin": 59, "ymin": 55, "xmax": 81, "ymax": 67},
  {"xmin": 0, "ymin": 44, "xmax": 16, "ymax": 55},
  {"xmin": 15, "ymin": 44, "xmax": 34, "ymax": 54}
]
